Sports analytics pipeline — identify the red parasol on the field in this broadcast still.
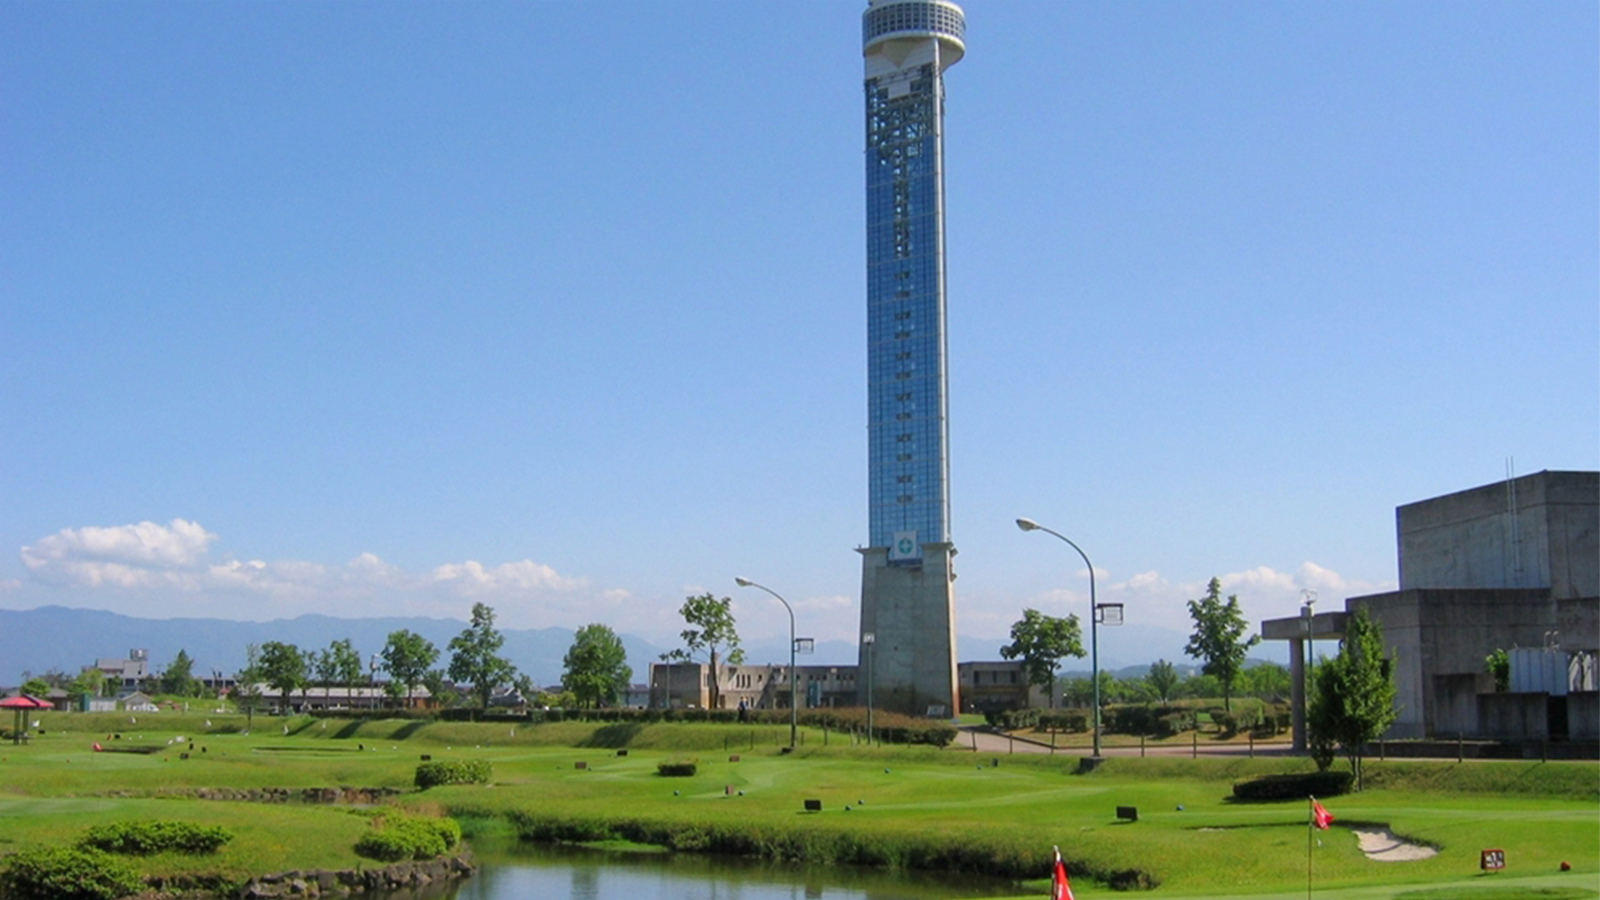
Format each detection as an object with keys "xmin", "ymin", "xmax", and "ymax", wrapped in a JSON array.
[{"xmin": 1, "ymin": 695, "xmax": 51, "ymax": 745}]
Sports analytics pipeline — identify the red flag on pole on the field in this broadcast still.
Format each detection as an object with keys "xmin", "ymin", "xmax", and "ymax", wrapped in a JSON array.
[
  {"xmin": 1311, "ymin": 797, "xmax": 1334, "ymax": 830},
  {"xmin": 1052, "ymin": 846, "xmax": 1076, "ymax": 900}
]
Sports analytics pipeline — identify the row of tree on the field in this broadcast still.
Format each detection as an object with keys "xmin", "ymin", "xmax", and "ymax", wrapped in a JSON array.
[
  {"xmin": 227, "ymin": 601, "xmax": 668, "ymax": 716},
  {"xmin": 1000, "ymin": 577, "xmax": 1262, "ymax": 710},
  {"xmin": 1055, "ymin": 659, "xmax": 1293, "ymax": 708},
  {"xmin": 19, "ymin": 649, "xmax": 210, "ymax": 702},
  {"xmin": 19, "ymin": 593, "xmax": 737, "ymax": 716},
  {"xmin": 237, "ymin": 602, "xmax": 531, "ymax": 714}
]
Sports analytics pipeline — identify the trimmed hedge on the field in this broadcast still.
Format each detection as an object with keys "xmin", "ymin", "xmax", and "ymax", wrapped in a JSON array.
[
  {"xmin": 79, "ymin": 819, "xmax": 233, "ymax": 855},
  {"xmin": 0, "ymin": 846, "xmax": 145, "ymax": 900},
  {"xmin": 1232, "ymin": 770, "xmax": 1354, "ymax": 801},
  {"xmin": 656, "ymin": 760, "xmax": 698, "ymax": 777},
  {"xmin": 984, "ymin": 708, "xmax": 1040, "ymax": 730},
  {"xmin": 354, "ymin": 814, "xmax": 462, "ymax": 862},
  {"xmin": 415, "ymin": 759, "xmax": 492, "ymax": 789},
  {"xmin": 1038, "ymin": 710, "xmax": 1088, "ymax": 732}
]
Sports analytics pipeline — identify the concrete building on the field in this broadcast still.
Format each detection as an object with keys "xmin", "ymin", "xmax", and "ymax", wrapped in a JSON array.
[
  {"xmin": 87, "ymin": 649, "xmax": 150, "ymax": 690},
  {"xmin": 856, "ymin": 0, "xmax": 966, "ymax": 719},
  {"xmin": 234, "ymin": 683, "xmax": 432, "ymax": 712},
  {"xmin": 1265, "ymin": 471, "xmax": 1599, "ymax": 747},
  {"xmin": 958, "ymin": 660, "xmax": 1059, "ymax": 714},
  {"xmin": 648, "ymin": 661, "xmax": 859, "ymax": 711}
]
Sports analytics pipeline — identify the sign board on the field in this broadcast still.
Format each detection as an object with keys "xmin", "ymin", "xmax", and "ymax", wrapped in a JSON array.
[
  {"xmin": 1480, "ymin": 849, "xmax": 1505, "ymax": 871},
  {"xmin": 1095, "ymin": 603, "xmax": 1125, "ymax": 626},
  {"xmin": 890, "ymin": 531, "xmax": 919, "ymax": 562},
  {"xmin": 795, "ymin": 638, "xmax": 815, "ymax": 654}
]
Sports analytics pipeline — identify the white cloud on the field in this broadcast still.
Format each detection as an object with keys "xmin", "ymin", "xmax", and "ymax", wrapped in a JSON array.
[
  {"xmin": 797, "ymin": 593, "xmax": 853, "ymax": 612},
  {"xmin": 23, "ymin": 519, "xmax": 215, "ymax": 569},
  {"xmin": 14, "ymin": 519, "xmax": 628, "ymax": 631},
  {"xmin": 988, "ymin": 563, "xmax": 1396, "ymax": 636}
]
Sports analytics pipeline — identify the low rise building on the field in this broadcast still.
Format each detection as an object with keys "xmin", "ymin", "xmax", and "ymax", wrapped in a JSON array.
[
  {"xmin": 88, "ymin": 649, "xmax": 150, "ymax": 690},
  {"xmin": 648, "ymin": 662, "xmax": 859, "ymax": 711},
  {"xmin": 1264, "ymin": 470, "xmax": 1598, "ymax": 747},
  {"xmin": 958, "ymin": 660, "xmax": 1058, "ymax": 713}
]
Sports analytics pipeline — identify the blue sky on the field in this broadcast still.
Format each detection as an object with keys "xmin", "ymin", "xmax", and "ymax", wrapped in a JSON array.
[{"xmin": 3, "ymin": 1, "xmax": 1595, "ymax": 662}]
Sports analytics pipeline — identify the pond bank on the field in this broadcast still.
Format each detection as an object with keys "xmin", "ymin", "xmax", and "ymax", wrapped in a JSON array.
[{"xmin": 232, "ymin": 851, "xmax": 474, "ymax": 899}]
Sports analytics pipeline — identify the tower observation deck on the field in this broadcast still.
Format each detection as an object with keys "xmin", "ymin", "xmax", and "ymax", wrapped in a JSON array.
[{"xmin": 857, "ymin": 0, "xmax": 965, "ymax": 718}]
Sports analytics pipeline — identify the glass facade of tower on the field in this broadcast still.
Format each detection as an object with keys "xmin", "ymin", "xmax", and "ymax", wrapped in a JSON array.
[{"xmin": 865, "ymin": 61, "xmax": 950, "ymax": 559}]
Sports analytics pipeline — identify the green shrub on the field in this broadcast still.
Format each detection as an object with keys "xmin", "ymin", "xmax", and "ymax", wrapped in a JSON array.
[
  {"xmin": 0, "ymin": 846, "xmax": 145, "ymax": 900},
  {"xmin": 1232, "ymin": 770, "xmax": 1354, "ymax": 801},
  {"xmin": 1154, "ymin": 709, "xmax": 1194, "ymax": 737},
  {"xmin": 79, "ymin": 819, "xmax": 233, "ymax": 855},
  {"xmin": 354, "ymin": 814, "xmax": 462, "ymax": 862},
  {"xmin": 657, "ymin": 760, "xmax": 698, "ymax": 777},
  {"xmin": 798, "ymin": 708, "xmax": 957, "ymax": 746},
  {"xmin": 414, "ymin": 759, "xmax": 492, "ymax": 788},
  {"xmin": 1038, "ymin": 710, "xmax": 1087, "ymax": 732},
  {"xmin": 983, "ymin": 707, "xmax": 1038, "ymax": 730},
  {"xmin": 1105, "ymin": 706, "xmax": 1159, "ymax": 735}
]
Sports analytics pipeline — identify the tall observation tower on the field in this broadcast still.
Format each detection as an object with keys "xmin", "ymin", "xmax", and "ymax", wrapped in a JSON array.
[{"xmin": 857, "ymin": 0, "xmax": 965, "ymax": 717}]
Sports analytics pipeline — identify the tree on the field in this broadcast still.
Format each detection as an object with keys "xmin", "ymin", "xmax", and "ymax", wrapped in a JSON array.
[
  {"xmin": 562, "ymin": 623, "xmax": 633, "ymax": 708},
  {"xmin": 662, "ymin": 593, "xmax": 744, "ymax": 710},
  {"xmin": 1308, "ymin": 606, "xmax": 1397, "ymax": 789},
  {"xmin": 998, "ymin": 609, "xmax": 1083, "ymax": 707},
  {"xmin": 67, "ymin": 668, "xmax": 106, "ymax": 705},
  {"xmin": 381, "ymin": 630, "xmax": 439, "ymax": 708},
  {"xmin": 257, "ymin": 642, "xmax": 308, "ymax": 712},
  {"xmin": 512, "ymin": 672, "xmax": 538, "ymax": 703},
  {"xmin": 448, "ymin": 603, "xmax": 518, "ymax": 710},
  {"xmin": 536, "ymin": 688, "xmax": 578, "ymax": 709},
  {"xmin": 1175, "ymin": 672, "xmax": 1222, "ymax": 700},
  {"xmin": 1060, "ymin": 676, "xmax": 1094, "ymax": 709},
  {"xmin": 1485, "ymin": 648, "xmax": 1510, "ymax": 692},
  {"xmin": 1147, "ymin": 659, "xmax": 1179, "ymax": 703},
  {"xmin": 1238, "ymin": 661, "xmax": 1291, "ymax": 699},
  {"xmin": 234, "ymin": 644, "xmax": 266, "ymax": 729},
  {"xmin": 20, "ymin": 670, "xmax": 69, "ymax": 695},
  {"xmin": 1183, "ymin": 577, "xmax": 1261, "ymax": 711},
  {"xmin": 421, "ymin": 669, "xmax": 457, "ymax": 707},
  {"xmin": 316, "ymin": 638, "xmax": 364, "ymax": 709},
  {"xmin": 1096, "ymin": 670, "xmax": 1123, "ymax": 705},
  {"xmin": 159, "ymin": 649, "xmax": 201, "ymax": 697}
]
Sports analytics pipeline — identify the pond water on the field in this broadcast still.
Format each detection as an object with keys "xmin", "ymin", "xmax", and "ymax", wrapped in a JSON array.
[{"xmin": 395, "ymin": 840, "xmax": 1020, "ymax": 900}]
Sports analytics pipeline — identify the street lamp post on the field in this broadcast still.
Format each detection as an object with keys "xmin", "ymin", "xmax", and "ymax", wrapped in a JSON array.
[
  {"xmin": 1016, "ymin": 517, "xmax": 1102, "ymax": 758},
  {"xmin": 862, "ymin": 632, "xmax": 876, "ymax": 744},
  {"xmin": 734, "ymin": 577, "xmax": 798, "ymax": 749},
  {"xmin": 1301, "ymin": 589, "xmax": 1317, "ymax": 690}
]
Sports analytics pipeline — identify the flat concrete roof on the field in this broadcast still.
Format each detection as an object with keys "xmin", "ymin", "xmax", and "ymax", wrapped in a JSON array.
[{"xmin": 1260, "ymin": 611, "xmax": 1349, "ymax": 641}]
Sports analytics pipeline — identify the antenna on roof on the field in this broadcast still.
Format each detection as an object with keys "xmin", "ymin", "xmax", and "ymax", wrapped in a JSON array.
[{"xmin": 1505, "ymin": 457, "xmax": 1521, "ymax": 583}]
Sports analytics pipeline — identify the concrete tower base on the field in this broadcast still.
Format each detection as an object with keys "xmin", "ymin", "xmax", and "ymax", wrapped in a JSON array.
[{"xmin": 858, "ymin": 543, "xmax": 960, "ymax": 717}]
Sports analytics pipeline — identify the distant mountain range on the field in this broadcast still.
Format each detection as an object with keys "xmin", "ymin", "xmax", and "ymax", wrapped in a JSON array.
[
  {"xmin": 0, "ymin": 606, "xmax": 867, "ymax": 689},
  {"xmin": 0, "ymin": 606, "xmax": 1225, "ymax": 689}
]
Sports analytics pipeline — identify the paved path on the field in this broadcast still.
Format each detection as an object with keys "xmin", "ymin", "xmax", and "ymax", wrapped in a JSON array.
[{"xmin": 953, "ymin": 726, "xmax": 1302, "ymax": 758}]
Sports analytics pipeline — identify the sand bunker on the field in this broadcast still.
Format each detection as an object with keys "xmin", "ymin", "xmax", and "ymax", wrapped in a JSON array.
[{"xmin": 1351, "ymin": 826, "xmax": 1438, "ymax": 862}]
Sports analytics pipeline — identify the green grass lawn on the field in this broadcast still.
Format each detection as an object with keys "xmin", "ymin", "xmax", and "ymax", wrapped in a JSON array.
[{"xmin": 1, "ymin": 712, "xmax": 1594, "ymax": 898}]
